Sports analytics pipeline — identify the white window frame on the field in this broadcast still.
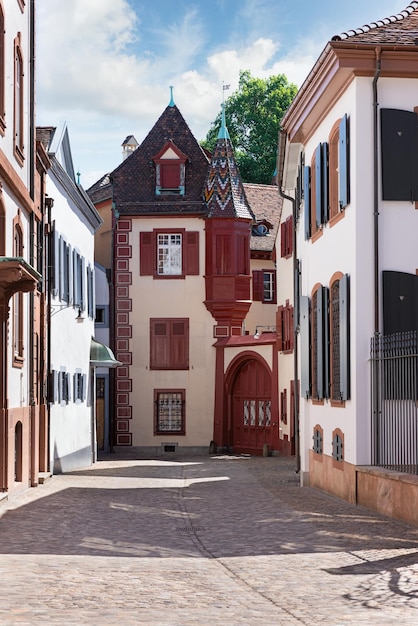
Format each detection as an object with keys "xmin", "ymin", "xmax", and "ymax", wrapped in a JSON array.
[{"xmin": 157, "ymin": 233, "xmax": 182, "ymax": 275}]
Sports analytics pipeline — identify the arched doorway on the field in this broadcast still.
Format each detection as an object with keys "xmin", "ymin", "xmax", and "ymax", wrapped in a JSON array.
[{"xmin": 228, "ymin": 356, "xmax": 275, "ymax": 454}]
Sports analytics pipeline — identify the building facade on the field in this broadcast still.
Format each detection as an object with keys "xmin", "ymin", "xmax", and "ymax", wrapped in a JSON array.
[
  {"xmin": 89, "ymin": 97, "xmax": 287, "ymax": 456},
  {"xmin": 278, "ymin": 0, "xmax": 418, "ymax": 523}
]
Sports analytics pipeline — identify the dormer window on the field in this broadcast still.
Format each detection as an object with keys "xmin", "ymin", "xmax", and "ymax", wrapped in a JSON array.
[
  {"xmin": 152, "ymin": 141, "xmax": 188, "ymax": 196},
  {"xmin": 252, "ymin": 219, "xmax": 272, "ymax": 237}
]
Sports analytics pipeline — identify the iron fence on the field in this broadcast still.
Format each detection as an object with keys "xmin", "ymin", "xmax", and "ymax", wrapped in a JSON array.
[{"xmin": 370, "ymin": 331, "xmax": 418, "ymax": 474}]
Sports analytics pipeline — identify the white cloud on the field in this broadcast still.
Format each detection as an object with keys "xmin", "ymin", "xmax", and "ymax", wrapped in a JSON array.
[{"xmin": 35, "ymin": 0, "xmax": 322, "ymax": 187}]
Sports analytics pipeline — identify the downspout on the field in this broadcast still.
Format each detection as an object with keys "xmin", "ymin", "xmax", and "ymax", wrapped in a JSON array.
[
  {"xmin": 29, "ymin": 0, "xmax": 36, "ymax": 483},
  {"xmin": 372, "ymin": 48, "xmax": 381, "ymax": 469},
  {"xmin": 277, "ymin": 129, "xmax": 300, "ymax": 474},
  {"xmin": 373, "ymin": 47, "xmax": 381, "ymax": 334}
]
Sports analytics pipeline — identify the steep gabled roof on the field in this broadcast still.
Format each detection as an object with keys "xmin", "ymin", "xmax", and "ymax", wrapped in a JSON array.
[
  {"xmin": 111, "ymin": 104, "xmax": 210, "ymax": 216},
  {"xmin": 332, "ymin": 1, "xmax": 418, "ymax": 44},
  {"xmin": 87, "ymin": 173, "xmax": 112, "ymax": 205}
]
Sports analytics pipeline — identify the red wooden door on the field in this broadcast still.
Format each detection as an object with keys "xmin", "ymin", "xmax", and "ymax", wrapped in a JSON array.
[{"xmin": 232, "ymin": 359, "xmax": 272, "ymax": 454}]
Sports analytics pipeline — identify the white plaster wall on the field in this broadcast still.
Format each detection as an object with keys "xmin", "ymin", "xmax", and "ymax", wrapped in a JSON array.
[{"xmin": 47, "ymin": 170, "xmax": 96, "ymax": 471}]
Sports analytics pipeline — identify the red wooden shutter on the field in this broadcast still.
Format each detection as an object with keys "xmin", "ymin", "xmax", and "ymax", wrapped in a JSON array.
[
  {"xmin": 252, "ymin": 270, "xmax": 264, "ymax": 301},
  {"xmin": 161, "ymin": 163, "xmax": 180, "ymax": 189},
  {"xmin": 140, "ymin": 232, "xmax": 154, "ymax": 275},
  {"xmin": 280, "ymin": 222, "xmax": 286, "ymax": 258},
  {"xmin": 287, "ymin": 216, "xmax": 293, "ymax": 257},
  {"xmin": 150, "ymin": 320, "xmax": 169, "ymax": 368},
  {"xmin": 184, "ymin": 231, "xmax": 199, "ymax": 275},
  {"xmin": 171, "ymin": 319, "xmax": 189, "ymax": 369},
  {"xmin": 276, "ymin": 306, "xmax": 284, "ymax": 351}
]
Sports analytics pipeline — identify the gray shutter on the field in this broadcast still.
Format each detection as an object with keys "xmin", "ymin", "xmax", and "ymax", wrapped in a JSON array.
[
  {"xmin": 59, "ymin": 235, "xmax": 64, "ymax": 301},
  {"xmin": 340, "ymin": 273, "xmax": 350, "ymax": 401},
  {"xmin": 315, "ymin": 144, "xmax": 322, "ymax": 229},
  {"xmin": 81, "ymin": 256, "xmax": 86, "ymax": 311},
  {"xmin": 339, "ymin": 114, "xmax": 350, "ymax": 209},
  {"xmin": 304, "ymin": 166, "xmax": 311, "ymax": 240},
  {"xmin": 300, "ymin": 296, "xmax": 311, "ymax": 398},
  {"xmin": 82, "ymin": 374, "xmax": 87, "ymax": 402}
]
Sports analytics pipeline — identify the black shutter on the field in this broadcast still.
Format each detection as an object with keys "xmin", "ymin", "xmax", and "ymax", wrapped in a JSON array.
[
  {"xmin": 339, "ymin": 114, "xmax": 350, "ymax": 209},
  {"xmin": 304, "ymin": 166, "xmax": 311, "ymax": 240},
  {"xmin": 315, "ymin": 144, "xmax": 322, "ymax": 229},
  {"xmin": 383, "ymin": 270, "xmax": 418, "ymax": 335},
  {"xmin": 321, "ymin": 142, "xmax": 329, "ymax": 223},
  {"xmin": 323, "ymin": 286, "xmax": 330, "ymax": 399},
  {"xmin": 381, "ymin": 108, "xmax": 418, "ymax": 201}
]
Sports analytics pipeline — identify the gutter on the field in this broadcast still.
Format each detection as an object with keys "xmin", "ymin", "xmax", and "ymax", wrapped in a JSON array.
[{"xmin": 277, "ymin": 129, "xmax": 301, "ymax": 474}]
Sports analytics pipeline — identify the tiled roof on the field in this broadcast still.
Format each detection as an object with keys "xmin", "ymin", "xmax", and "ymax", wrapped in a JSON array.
[
  {"xmin": 204, "ymin": 137, "xmax": 255, "ymax": 220},
  {"xmin": 244, "ymin": 183, "xmax": 282, "ymax": 253},
  {"xmin": 36, "ymin": 126, "xmax": 56, "ymax": 150},
  {"xmin": 332, "ymin": 1, "xmax": 418, "ymax": 44},
  {"xmin": 87, "ymin": 173, "xmax": 112, "ymax": 204},
  {"xmin": 112, "ymin": 105, "xmax": 209, "ymax": 216}
]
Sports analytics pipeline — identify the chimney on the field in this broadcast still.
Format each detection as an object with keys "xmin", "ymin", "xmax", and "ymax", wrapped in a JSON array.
[{"xmin": 122, "ymin": 135, "xmax": 139, "ymax": 161}]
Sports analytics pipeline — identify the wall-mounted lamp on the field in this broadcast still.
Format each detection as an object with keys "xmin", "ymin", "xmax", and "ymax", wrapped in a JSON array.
[
  {"xmin": 50, "ymin": 303, "xmax": 85, "ymax": 323},
  {"xmin": 76, "ymin": 308, "xmax": 85, "ymax": 323},
  {"xmin": 254, "ymin": 325, "xmax": 276, "ymax": 339}
]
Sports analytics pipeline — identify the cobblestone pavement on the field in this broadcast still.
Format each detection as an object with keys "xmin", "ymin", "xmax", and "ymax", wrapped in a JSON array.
[{"xmin": 1, "ymin": 454, "xmax": 418, "ymax": 625}]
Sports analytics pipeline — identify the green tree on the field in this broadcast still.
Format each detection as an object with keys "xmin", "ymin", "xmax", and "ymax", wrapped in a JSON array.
[{"xmin": 202, "ymin": 70, "xmax": 297, "ymax": 184}]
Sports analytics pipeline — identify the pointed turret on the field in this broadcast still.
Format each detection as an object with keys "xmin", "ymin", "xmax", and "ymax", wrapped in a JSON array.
[{"xmin": 204, "ymin": 103, "xmax": 255, "ymax": 220}]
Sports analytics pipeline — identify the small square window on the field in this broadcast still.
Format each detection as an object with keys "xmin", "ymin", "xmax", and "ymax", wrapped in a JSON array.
[{"xmin": 154, "ymin": 390, "xmax": 185, "ymax": 435}]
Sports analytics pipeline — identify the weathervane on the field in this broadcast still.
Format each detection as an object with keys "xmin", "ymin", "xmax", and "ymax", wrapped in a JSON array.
[{"xmin": 222, "ymin": 81, "xmax": 230, "ymax": 104}]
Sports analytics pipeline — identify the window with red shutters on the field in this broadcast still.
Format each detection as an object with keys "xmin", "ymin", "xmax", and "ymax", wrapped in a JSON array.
[
  {"xmin": 277, "ymin": 300, "xmax": 294, "ymax": 352},
  {"xmin": 150, "ymin": 318, "xmax": 189, "ymax": 369},
  {"xmin": 140, "ymin": 230, "xmax": 199, "ymax": 277},
  {"xmin": 280, "ymin": 215, "xmax": 293, "ymax": 258},
  {"xmin": 253, "ymin": 270, "xmax": 276, "ymax": 303}
]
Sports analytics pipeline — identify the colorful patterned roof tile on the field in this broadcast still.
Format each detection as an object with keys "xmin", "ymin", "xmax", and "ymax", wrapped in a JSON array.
[{"xmin": 204, "ymin": 135, "xmax": 255, "ymax": 220}]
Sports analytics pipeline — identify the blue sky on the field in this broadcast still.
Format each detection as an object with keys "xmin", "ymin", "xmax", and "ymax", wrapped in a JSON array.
[{"xmin": 36, "ymin": 0, "xmax": 408, "ymax": 188}]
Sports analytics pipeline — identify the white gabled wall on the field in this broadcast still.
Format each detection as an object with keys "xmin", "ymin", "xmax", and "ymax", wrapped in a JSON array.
[{"xmin": 47, "ymin": 168, "xmax": 97, "ymax": 473}]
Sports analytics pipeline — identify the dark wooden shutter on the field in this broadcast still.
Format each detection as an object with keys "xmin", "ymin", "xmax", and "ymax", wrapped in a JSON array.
[
  {"xmin": 316, "ymin": 287, "xmax": 324, "ymax": 400},
  {"xmin": 140, "ymin": 232, "xmax": 154, "ymax": 276},
  {"xmin": 252, "ymin": 270, "xmax": 264, "ymax": 301},
  {"xmin": 339, "ymin": 274, "xmax": 350, "ymax": 401},
  {"xmin": 304, "ymin": 166, "xmax": 311, "ymax": 239},
  {"xmin": 381, "ymin": 108, "xmax": 418, "ymax": 201},
  {"xmin": 383, "ymin": 270, "xmax": 418, "ymax": 335},
  {"xmin": 280, "ymin": 222, "xmax": 286, "ymax": 258},
  {"xmin": 150, "ymin": 320, "xmax": 169, "ymax": 368},
  {"xmin": 300, "ymin": 296, "xmax": 311, "ymax": 398},
  {"xmin": 287, "ymin": 216, "xmax": 293, "ymax": 257},
  {"xmin": 161, "ymin": 163, "xmax": 180, "ymax": 189},
  {"xmin": 321, "ymin": 142, "xmax": 329, "ymax": 223},
  {"xmin": 171, "ymin": 319, "xmax": 189, "ymax": 368},
  {"xmin": 315, "ymin": 144, "xmax": 322, "ymax": 229},
  {"xmin": 323, "ymin": 286, "xmax": 330, "ymax": 399},
  {"xmin": 184, "ymin": 231, "xmax": 199, "ymax": 275},
  {"xmin": 276, "ymin": 306, "xmax": 284, "ymax": 350},
  {"xmin": 339, "ymin": 114, "xmax": 350, "ymax": 209}
]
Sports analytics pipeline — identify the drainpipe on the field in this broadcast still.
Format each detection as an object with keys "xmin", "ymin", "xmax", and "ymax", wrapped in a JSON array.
[
  {"xmin": 277, "ymin": 129, "xmax": 301, "ymax": 474},
  {"xmin": 373, "ymin": 47, "xmax": 381, "ymax": 334},
  {"xmin": 372, "ymin": 48, "xmax": 382, "ymax": 468}
]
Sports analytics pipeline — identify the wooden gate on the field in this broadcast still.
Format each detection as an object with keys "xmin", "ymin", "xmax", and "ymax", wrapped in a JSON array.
[{"xmin": 232, "ymin": 359, "xmax": 272, "ymax": 454}]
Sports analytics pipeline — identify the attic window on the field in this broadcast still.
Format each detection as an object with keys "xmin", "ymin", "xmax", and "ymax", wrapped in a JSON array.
[
  {"xmin": 152, "ymin": 141, "xmax": 188, "ymax": 196},
  {"xmin": 252, "ymin": 220, "xmax": 272, "ymax": 236}
]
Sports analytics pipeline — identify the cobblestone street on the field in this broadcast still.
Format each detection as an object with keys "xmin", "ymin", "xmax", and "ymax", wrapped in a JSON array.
[{"xmin": 1, "ymin": 454, "xmax": 418, "ymax": 625}]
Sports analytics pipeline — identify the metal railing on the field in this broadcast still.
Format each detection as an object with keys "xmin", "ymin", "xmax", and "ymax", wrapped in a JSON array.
[{"xmin": 370, "ymin": 331, "xmax": 418, "ymax": 474}]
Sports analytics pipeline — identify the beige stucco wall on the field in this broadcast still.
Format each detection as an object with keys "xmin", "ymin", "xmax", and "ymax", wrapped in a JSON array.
[{"xmin": 128, "ymin": 217, "xmax": 215, "ymax": 448}]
